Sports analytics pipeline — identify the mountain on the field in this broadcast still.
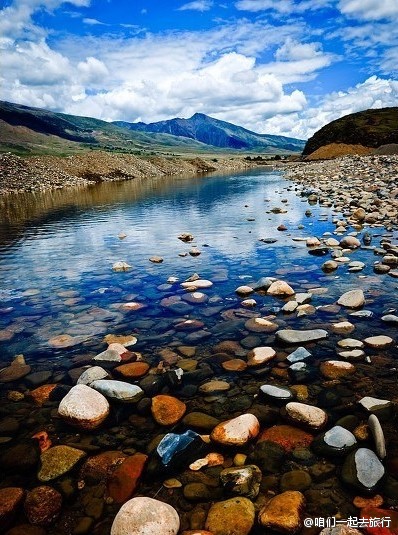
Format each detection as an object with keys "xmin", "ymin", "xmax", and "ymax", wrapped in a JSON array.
[
  {"xmin": 303, "ymin": 107, "xmax": 398, "ymax": 156},
  {"xmin": 0, "ymin": 101, "xmax": 215, "ymax": 156},
  {"xmin": 114, "ymin": 113, "xmax": 305, "ymax": 153}
]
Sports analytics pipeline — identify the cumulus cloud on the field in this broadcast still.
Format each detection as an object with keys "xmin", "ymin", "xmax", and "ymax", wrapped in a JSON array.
[
  {"xmin": 177, "ymin": 0, "xmax": 213, "ymax": 11},
  {"xmin": 339, "ymin": 0, "xmax": 398, "ymax": 20},
  {"xmin": 260, "ymin": 76, "xmax": 398, "ymax": 139}
]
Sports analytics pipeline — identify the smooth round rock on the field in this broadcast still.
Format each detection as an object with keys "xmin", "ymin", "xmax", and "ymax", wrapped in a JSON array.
[
  {"xmin": 276, "ymin": 329, "xmax": 328, "ymax": 344},
  {"xmin": 363, "ymin": 335, "xmax": 393, "ymax": 348},
  {"xmin": 77, "ymin": 366, "xmax": 108, "ymax": 385},
  {"xmin": 244, "ymin": 317, "xmax": 278, "ymax": 333},
  {"xmin": 368, "ymin": 414, "xmax": 386, "ymax": 459},
  {"xmin": 211, "ymin": 414, "xmax": 260, "ymax": 446},
  {"xmin": 247, "ymin": 347, "xmax": 276, "ymax": 366},
  {"xmin": 110, "ymin": 497, "xmax": 180, "ymax": 535},
  {"xmin": 285, "ymin": 402, "xmax": 327, "ymax": 430},
  {"xmin": 341, "ymin": 448, "xmax": 385, "ymax": 492},
  {"xmin": 235, "ymin": 285, "xmax": 254, "ymax": 296},
  {"xmin": 337, "ymin": 289, "xmax": 365, "ymax": 308},
  {"xmin": 258, "ymin": 490, "xmax": 305, "ymax": 533},
  {"xmin": 0, "ymin": 487, "xmax": 24, "ymax": 529},
  {"xmin": 320, "ymin": 361, "xmax": 356, "ymax": 379},
  {"xmin": 205, "ymin": 497, "xmax": 255, "ymax": 535},
  {"xmin": 312, "ymin": 426, "xmax": 357, "ymax": 457},
  {"xmin": 151, "ymin": 395, "xmax": 186, "ymax": 425},
  {"xmin": 58, "ymin": 384, "xmax": 110, "ymax": 430},
  {"xmin": 267, "ymin": 280, "xmax": 295, "ymax": 296},
  {"xmin": 260, "ymin": 384, "xmax": 294, "ymax": 403},
  {"xmin": 199, "ymin": 380, "xmax": 230, "ymax": 394}
]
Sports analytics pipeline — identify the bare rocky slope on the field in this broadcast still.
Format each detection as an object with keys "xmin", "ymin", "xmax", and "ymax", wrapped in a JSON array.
[{"xmin": 0, "ymin": 152, "xmax": 257, "ymax": 194}]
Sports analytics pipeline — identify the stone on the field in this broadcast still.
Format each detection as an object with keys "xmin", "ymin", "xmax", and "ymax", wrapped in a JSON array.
[
  {"xmin": 112, "ymin": 261, "xmax": 132, "ymax": 271},
  {"xmin": 205, "ymin": 497, "xmax": 255, "ymax": 535},
  {"xmin": 280, "ymin": 470, "xmax": 312, "ymax": 492},
  {"xmin": 337, "ymin": 289, "xmax": 365, "ymax": 308},
  {"xmin": 235, "ymin": 285, "xmax": 254, "ymax": 296},
  {"xmin": 359, "ymin": 396, "xmax": 392, "ymax": 414},
  {"xmin": 0, "ymin": 440, "xmax": 40, "ymax": 472},
  {"xmin": 381, "ymin": 314, "xmax": 398, "ymax": 324},
  {"xmin": 24, "ymin": 486, "xmax": 62, "ymax": 526},
  {"xmin": 182, "ymin": 412, "xmax": 220, "ymax": 431},
  {"xmin": 183, "ymin": 483, "xmax": 212, "ymax": 501},
  {"xmin": 0, "ymin": 487, "xmax": 24, "ymax": 530},
  {"xmin": 286, "ymin": 347, "xmax": 311, "ymax": 363},
  {"xmin": 368, "ymin": 414, "xmax": 386, "ymax": 460},
  {"xmin": 38, "ymin": 445, "xmax": 86, "ymax": 482},
  {"xmin": 0, "ymin": 362, "xmax": 31, "ymax": 383},
  {"xmin": 260, "ymin": 384, "xmax": 294, "ymax": 403},
  {"xmin": 319, "ymin": 361, "xmax": 356, "ymax": 379},
  {"xmin": 337, "ymin": 338, "xmax": 364, "ymax": 349},
  {"xmin": 276, "ymin": 329, "xmax": 328, "ymax": 344},
  {"xmin": 312, "ymin": 426, "xmax": 357, "ymax": 457},
  {"xmin": 90, "ymin": 380, "xmax": 144, "ymax": 403},
  {"xmin": 244, "ymin": 317, "xmax": 278, "ymax": 333},
  {"xmin": 149, "ymin": 256, "xmax": 163, "ymax": 263},
  {"xmin": 77, "ymin": 366, "xmax": 109, "ymax": 385},
  {"xmin": 181, "ymin": 279, "xmax": 213, "ymax": 289},
  {"xmin": 363, "ymin": 335, "xmax": 393, "ymax": 348},
  {"xmin": 267, "ymin": 280, "xmax": 295, "ymax": 296},
  {"xmin": 257, "ymin": 425, "xmax": 313, "ymax": 452},
  {"xmin": 282, "ymin": 300, "xmax": 298, "ymax": 313},
  {"xmin": 157, "ymin": 430, "xmax": 206, "ymax": 469},
  {"xmin": 247, "ymin": 346, "xmax": 276, "ymax": 366},
  {"xmin": 58, "ymin": 384, "xmax": 110, "ymax": 430},
  {"xmin": 258, "ymin": 490, "xmax": 306, "ymax": 534},
  {"xmin": 111, "ymin": 497, "xmax": 180, "ymax": 535},
  {"xmin": 107, "ymin": 453, "xmax": 148, "ymax": 504},
  {"xmin": 322, "ymin": 260, "xmax": 338, "ymax": 272},
  {"xmin": 220, "ymin": 465, "xmax": 262, "ymax": 499},
  {"xmin": 341, "ymin": 448, "xmax": 385, "ymax": 492},
  {"xmin": 210, "ymin": 414, "xmax": 260, "ymax": 446},
  {"xmin": 221, "ymin": 359, "xmax": 247, "ymax": 372},
  {"xmin": 340, "ymin": 236, "xmax": 361, "ymax": 248},
  {"xmin": 285, "ymin": 402, "xmax": 328, "ymax": 430},
  {"xmin": 29, "ymin": 384, "xmax": 57, "ymax": 405},
  {"xmin": 93, "ymin": 348, "xmax": 122, "ymax": 363},
  {"xmin": 80, "ymin": 451, "xmax": 128, "ymax": 484},
  {"xmin": 151, "ymin": 395, "xmax": 186, "ymax": 425},
  {"xmin": 331, "ymin": 321, "xmax": 355, "ymax": 334},
  {"xmin": 114, "ymin": 361, "xmax": 150, "ymax": 378},
  {"xmin": 306, "ymin": 237, "xmax": 321, "ymax": 246},
  {"xmin": 199, "ymin": 380, "xmax": 230, "ymax": 394}
]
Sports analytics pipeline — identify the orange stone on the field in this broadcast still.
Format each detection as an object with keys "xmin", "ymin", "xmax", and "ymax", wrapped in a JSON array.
[
  {"xmin": 107, "ymin": 453, "xmax": 148, "ymax": 504},
  {"xmin": 360, "ymin": 507, "xmax": 398, "ymax": 535},
  {"xmin": 29, "ymin": 385, "xmax": 57, "ymax": 406},
  {"xmin": 0, "ymin": 487, "xmax": 25, "ymax": 530},
  {"xmin": 353, "ymin": 495, "xmax": 383, "ymax": 509},
  {"xmin": 258, "ymin": 490, "xmax": 306, "ymax": 533},
  {"xmin": 151, "ymin": 395, "xmax": 186, "ymax": 425},
  {"xmin": 221, "ymin": 359, "xmax": 247, "ymax": 372},
  {"xmin": 80, "ymin": 451, "xmax": 127, "ymax": 485},
  {"xmin": 258, "ymin": 425, "xmax": 313, "ymax": 452},
  {"xmin": 115, "ymin": 361, "xmax": 150, "ymax": 378}
]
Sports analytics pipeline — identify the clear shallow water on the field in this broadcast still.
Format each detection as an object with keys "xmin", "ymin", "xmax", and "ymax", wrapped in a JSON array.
[{"xmin": 0, "ymin": 168, "xmax": 397, "ymax": 364}]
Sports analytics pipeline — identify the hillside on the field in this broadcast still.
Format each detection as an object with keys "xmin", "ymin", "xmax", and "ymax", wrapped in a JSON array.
[
  {"xmin": 0, "ymin": 101, "xmax": 216, "ymax": 156},
  {"xmin": 115, "ymin": 112, "xmax": 305, "ymax": 153},
  {"xmin": 0, "ymin": 101, "xmax": 305, "ymax": 156},
  {"xmin": 303, "ymin": 107, "xmax": 398, "ymax": 156}
]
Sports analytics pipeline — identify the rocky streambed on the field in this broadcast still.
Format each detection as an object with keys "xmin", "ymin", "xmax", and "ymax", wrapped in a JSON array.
[{"xmin": 0, "ymin": 160, "xmax": 398, "ymax": 535}]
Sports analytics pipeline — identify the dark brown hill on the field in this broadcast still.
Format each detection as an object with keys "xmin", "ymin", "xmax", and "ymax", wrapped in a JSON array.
[{"xmin": 303, "ymin": 107, "xmax": 398, "ymax": 156}]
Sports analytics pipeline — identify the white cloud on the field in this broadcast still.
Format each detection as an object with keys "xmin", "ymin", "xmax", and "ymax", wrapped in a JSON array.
[
  {"xmin": 235, "ymin": 0, "xmax": 332, "ymax": 13},
  {"xmin": 83, "ymin": 18, "xmax": 107, "ymax": 25},
  {"xmin": 177, "ymin": 0, "xmax": 213, "ymax": 11},
  {"xmin": 77, "ymin": 57, "xmax": 109, "ymax": 83},
  {"xmin": 339, "ymin": 0, "xmax": 398, "ymax": 20},
  {"xmin": 260, "ymin": 76, "xmax": 398, "ymax": 139}
]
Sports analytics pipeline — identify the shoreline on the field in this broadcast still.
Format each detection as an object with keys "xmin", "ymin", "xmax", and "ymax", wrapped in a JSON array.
[{"xmin": 0, "ymin": 151, "xmax": 263, "ymax": 195}]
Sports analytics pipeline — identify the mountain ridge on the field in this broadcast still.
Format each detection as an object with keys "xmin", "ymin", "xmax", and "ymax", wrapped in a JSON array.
[{"xmin": 114, "ymin": 112, "xmax": 305, "ymax": 152}]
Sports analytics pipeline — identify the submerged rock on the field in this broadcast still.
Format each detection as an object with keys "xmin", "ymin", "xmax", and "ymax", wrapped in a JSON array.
[
  {"xmin": 205, "ymin": 497, "xmax": 255, "ymax": 535},
  {"xmin": 157, "ymin": 430, "xmax": 206, "ymax": 470},
  {"xmin": 341, "ymin": 448, "xmax": 385, "ymax": 492},
  {"xmin": 337, "ymin": 289, "xmax": 365, "ymax": 308},
  {"xmin": 220, "ymin": 465, "xmax": 262, "ymax": 499},
  {"xmin": 210, "ymin": 414, "xmax": 260, "ymax": 446},
  {"xmin": 312, "ymin": 426, "xmax": 357, "ymax": 457},
  {"xmin": 38, "ymin": 446, "xmax": 86, "ymax": 482},
  {"xmin": 285, "ymin": 402, "xmax": 328, "ymax": 430},
  {"xmin": 90, "ymin": 380, "xmax": 144, "ymax": 403},
  {"xmin": 276, "ymin": 329, "xmax": 328, "ymax": 345},
  {"xmin": 111, "ymin": 497, "xmax": 180, "ymax": 535},
  {"xmin": 58, "ymin": 384, "xmax": 110, "ymax": 430},
  {"xmin": 258, "ymin": 490, "xmax": 306, "ymax": 534}
]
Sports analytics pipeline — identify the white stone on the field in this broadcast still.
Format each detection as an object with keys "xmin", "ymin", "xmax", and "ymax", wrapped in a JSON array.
[
  {"xmin": 58, "ymin": 384, "xmax": 109, "ymax": 430},
  {"xmin": 181, "ymin": 279, "xmax": 213, "ymax": 289},
  {"xmin": 324, "ymin": 426, "xmax": 356, "ymax": 448},
  {"xmin": 90, "ymin": 380, "xmax": 144, "ymax": 403},
  {"xmin": 359, "ymin": 396, "xmax": 391, "ymax": 412},
  {"xmin": 210, "ymin": 414, "xmax": 260, "ymax": 446},
  {"xmin": 112, "ymin": 261, "xmax": 132, "ymax": 272},
  {"xmin": 235, "ymin": 285, "xmax": 254, "ymax": 296},
  {"xmin": 355, "ymin": 449, "xmax": 384, "ymax": 489},
  {"xmin": 77, "ymin": 366, "xmax": 108, "ymax": 385},
  {"xmin": 368, "ymin": 414, "xmax": 386, "ymax": 459},
  {"xmin": 111, "ymin": 497, "xmax": 180, "ymax": 535},
  {"xmin": 285, "ymin": 402, "xmax": 327, "ymax": 429},
  {"xmin": 364, "ymin": 335, "xmax": 393, "ymax": 348},
  {"xmin": 337, "ymin": 289, "xmax": 365, "ymax": 308},
  {"xmin": 267, "ymin": 280, "xmax": 295, "ymax": 296},
  {"xmin": 247, "ymin": 347, "xmax": 276, "ymax": 366}
]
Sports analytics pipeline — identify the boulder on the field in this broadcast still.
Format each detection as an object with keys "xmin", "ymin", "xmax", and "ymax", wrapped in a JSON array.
[
  {"xmin": 111, "ymin": 497, "xmax": 180, "ymax": 535},
  {"xmin": 58, "ymin": 384, "xmax": 110, "ymax": 430}
]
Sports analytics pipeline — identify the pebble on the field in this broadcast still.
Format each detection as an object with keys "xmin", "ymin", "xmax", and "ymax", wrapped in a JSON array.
[
  {"xmin": 276, "ymin": 328, "xmax": 328, "ymax": 344},
  {"xmin": 286, "ymin": 347, "xmax": 311, "ymax": 363},
  {"xmin": 258, "ymin": 425, "xmax": 313, "ymax": 452},
  {"xmin": 205, "ymin": 497, "xmax": 255, "ymax": 535},
  {"xmin": 107, "ymin": 453, "xmax": 148, "ymax": 504},
  {"xmin": 341, "ymin": 448, "xmax": 385, "ymax": 492},
  {"xmin": 319, "ymin": 360, "xmax": 356, "ymax": 379},
  {"xmin": 258, "ymin": 490, "xmax": 305, "ymax": 534},
  {"xmin": 110, "ymin": 497, "xmax": 180, "ymax": 535},
  {"xmin": 199, "ymin": 380, "xmax": 230, "ymax": 394},
  {"xmin": 220, "ymin": 465, "xmax": 262, "ymax": 499},
  {"xmin": 58, "ymin": 384, "xmax": 110, "ymax": 429},
  {"xmin": 312, "ymin": 425, "xmax": 357, "ymax": 457},
  {"xmin": 151, "ymin": 395, "xmax": 186, "ymax": 425},
  {"xmin": 90, "ymin": 380, "xmax": 144, "ymax": 403},
  {"xmin": 368, "ymin": 414, "xmax": 386, "ymax": 459},
  {"xmin": 235, "ymin": 285, "xmax": 254, "ymax": 296},
  {"xmin": 285, "ymin": 402, "xmax": 328, "ymax": 430},
  {"xmin": 260, "ymin": 384, "xmax": 294, "ymax": 402},
  {"xmin": 247, "ymin": 346, "xmax": 276, "ymax": 366},
  {"xmin": 38, "ymin": 445, "xmax": 86, "ymax": 482},
  {"xmin": 267, "ymin": 280, "xmax": 295, "ymax": 296},
  {"xmin": 244, "ymin": 317, "xmax": 278, "ymax": 332},
  {"xmin": 337, "ymin": 289, "xmax": 365, "ymax": 308},
  {"xmin": 0, "ymin": 487, "xmax": 25, "ymax": 530},
  {"xmin": 210, "ymin": 414, "xmax": 260, "ymax": 446},
  {"xmin": 363, "ymin": 335, "xmax": 394, "ymax": 348},
  {"xmin": 77, "ymin": 366, "xmax": 109, "ymax": 385},
  {"xmin": 24, "ymin": 486, "xmax": 62, "ymax": 526}
]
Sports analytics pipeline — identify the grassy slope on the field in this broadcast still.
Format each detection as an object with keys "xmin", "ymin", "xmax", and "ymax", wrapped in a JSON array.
[{"xmin": 303, "ymin": 107, "xmax": 398, "ymax": 156}]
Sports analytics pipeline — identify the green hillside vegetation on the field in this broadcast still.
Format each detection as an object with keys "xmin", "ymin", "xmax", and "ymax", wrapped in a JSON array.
[{"xmin": 303, "ymin": 107, "xmax": 398, "ymax": 156}]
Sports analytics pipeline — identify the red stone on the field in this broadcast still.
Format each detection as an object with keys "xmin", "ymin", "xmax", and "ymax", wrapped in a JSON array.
[
  {"xmin": 115, "ymin": 361, "xmax": 150, "ymax": 378},
  {"xmin": 29, "ymin": 384, "xmax": 57, "ymax": 406},
  {"xmin": 360, "ymin": 507, "xmax": 398, "ymax": 535},
  {"xmin": 80, "ymin": 451, "xmax": 127, "ymax": 485},
  {"xmin": 258, "ymin": 425, "xmax": 313, "ymax": 452},
  {"xmin": 24, "ymin": 486, "xmax": 62, "ymax": 526},
  {"xmin": 0, "ymin": 487, "xmax": 24, "ymax": 530},
  {"xmin": 31, "ymin": 431, "xmax": 52, "ymax": 452},
  {"xmin": 107, "ymin": 452, "xmax": 148, "ymax": 504}
]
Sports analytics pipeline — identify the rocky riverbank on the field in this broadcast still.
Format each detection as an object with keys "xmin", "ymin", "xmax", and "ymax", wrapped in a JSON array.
[
  {"xmin": 284, "ymin": 154, "xmax": 398, "ymax": 230},
  {"xmin": 0, "ymin": 152, "xmax": 258, "ymax": 195}
]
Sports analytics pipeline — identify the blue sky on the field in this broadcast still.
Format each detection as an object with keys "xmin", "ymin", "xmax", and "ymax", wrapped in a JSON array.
[{"xmin": 0, "ymin": 0, "xmax": 397, "ymax": 138}]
